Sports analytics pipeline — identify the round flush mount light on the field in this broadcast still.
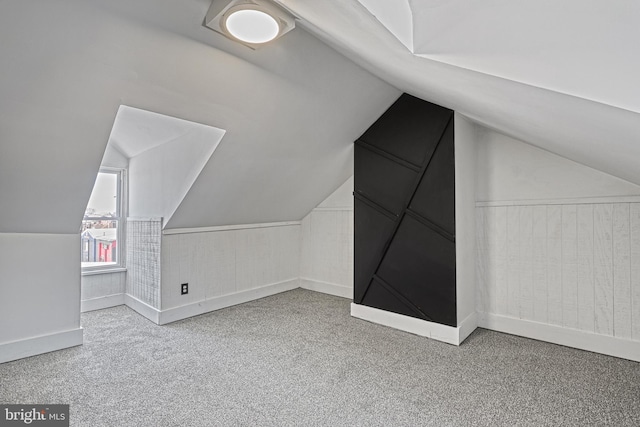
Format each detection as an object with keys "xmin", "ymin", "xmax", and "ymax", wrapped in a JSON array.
[
  {"xmin": 204, "ymin": 0, "xmax": 296, "ymax": 50},
  {"xmin": 224, "ymin": 9, "xmax": 280, "ymax": 44}
]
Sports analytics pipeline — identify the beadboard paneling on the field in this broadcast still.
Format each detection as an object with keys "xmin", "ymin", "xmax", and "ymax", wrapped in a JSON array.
[
  {"xmin": 300, "ymin": 209, "xmax": 354, "ymax": 292},
  {"xmin": 475, "ymin": 208, "xmax": 488, "ymax": 314},
  {"xmin": 576, "ymin": 204, "xmax": 595, "ymax": 332},
  {"xmin": 506, "ymin": 206, "xmax": 521, "ymax": 319},
  {"xmin": 161, "ymin": 224, "xmax": 300, "ymax": 310},
  {"xmin": 532, "ymin": 205, "xmax": 548, "ymax": 323},
  {"xmin": 477, "ymin": 202, "xmax": 640, "ymax": 343},
  {"xmin": 593, "ymin": 204, "xmax": 614, "ymax": 336},
  {"xmin": 613, "ymin": 203, "xmax": 632, "ymax": 339},
  {"xmin": 561, "ymin": 205, "xmax": 578, "ymax": 329},
  {"xmin": 81, "ymin": 271, "xmax": 126, "ymax": 301},
  {"xmin": 547, "ymin": 205, "xmax": 563, "ymax": 326},
  {"xmin": 493, "ymin": 207, "xmax": 508, "ymax": 316},
  {"xmin": 519, "ymin": 206, "xmax": 534, "ymax": 321}
]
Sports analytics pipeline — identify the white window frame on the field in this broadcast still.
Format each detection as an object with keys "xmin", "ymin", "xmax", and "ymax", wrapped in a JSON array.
[{"xmin": 81, "ymin": 167, "xmax": 127, "ymax": 275}]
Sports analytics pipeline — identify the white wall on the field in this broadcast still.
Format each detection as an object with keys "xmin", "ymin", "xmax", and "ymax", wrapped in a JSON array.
[
  {"xmin": 127, "ymin": 116, "xmax": 224, "ymax": 226},
  {"xmin": 101, "ymin": 145, "xmax": 129, "ymax": 169},
  {"xmin": 476, "ymin": 127, "xmax": 640, "ymax": 361},
  {"xmin": 0, "ymin": 0, "xmax": 399, "ymax": 234},
  {"xmin": 0, "ymin": 0, "xmax": 397, "ymax": 361},
  {"xmin": 454, "ymin": 114, "xmax": 477, "ymax": 327},
  {"xmin": 81, "ymin": 271, "xmax": 126, "ymax": 313},
  {"xmin": 300, "ymin": 177, "xmax": 354, "ymax": 299},
  {"xmin": 0, "ymin": 233, "xmax": 82, "ymax": 363},
  {"xmin": 476, "ymin": 128, "xmax": 640, "ymax": 202},
  {"xmin": 158, "ymin": 223, "xmax": 301, "ymax": 324}
]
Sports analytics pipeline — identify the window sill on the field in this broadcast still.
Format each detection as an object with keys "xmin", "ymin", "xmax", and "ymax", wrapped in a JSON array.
[{"xmin": 81, "ymin": 267, "xmax": 127, "ymax": 277}]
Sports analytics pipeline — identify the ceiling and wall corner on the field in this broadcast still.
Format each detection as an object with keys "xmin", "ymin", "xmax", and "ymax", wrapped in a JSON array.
[
  {"xmin": 476, "ymin": 128, "xmax": 640, "ymax": 203},
  {"xmin": 0, "ymin": 0, "xmax": 399, "ymax": 235},
  {"xmin": 317, "ymin": 176, "xmax": 354, "ymax": 209},
  {"xmin": 355, "ymin": 0, "xmax": 413, "ymax": 51},
  {"xmin": 110, "ymin": 106, "xmax": 226, "ymax": 227},
  {"xmin": 277, "ymin": 0, "xmax": 640, "ymax": 188}
]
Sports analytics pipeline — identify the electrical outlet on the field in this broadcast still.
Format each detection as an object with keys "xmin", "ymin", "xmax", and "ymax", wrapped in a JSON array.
[{"xmin": 181, "ymin": 283, "xmax": 188, "ymax": 295}]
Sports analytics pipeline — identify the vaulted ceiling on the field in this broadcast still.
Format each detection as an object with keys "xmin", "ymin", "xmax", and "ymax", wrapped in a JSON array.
[
  {"xmin": 0, "ymin": 0, "xmax": 398, "ymax": 233},
  {"xmin": 277, "ymin": 0, "xmax": 640, "ymax": 185},
  {"xmin": 358, "ymin": 0, "xmax": 640, "ymax": 113},
  {"xmin": 2, "ymin": 0, "xmax": 639, "ymax": 235}
]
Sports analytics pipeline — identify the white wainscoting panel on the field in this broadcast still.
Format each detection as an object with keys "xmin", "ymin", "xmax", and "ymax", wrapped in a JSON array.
[
  {"xmin": 532, "ymin": 205, "xmax": 548, "ymax": 323},
  {"xmin": 477, "ymin": 202, "xmax": 640, "ymax": 359},
  {"xmin": 300, "ymin": 209, "xmax": 353, "ymax": 298},
  {"xmin": 161, "ymin": 224, "xmax": 300, "ymax": 312},
  {"xmin": 576, "ymin": 204, "xmax": 595, "ymax": 332},
  {"xmin": 593, "ymin": 204, "xmax": 614, "ymax": 336},
  {"xmin": 547, "ymin": 205, "xmax": 563, "ymax": 326},
  {"xmin": 81, "ymin": 271, "xmax": 126, "ymax": 312},
  {"xmin": 613, "ymin": 203, "xmax": 632, "ymax": 339}
]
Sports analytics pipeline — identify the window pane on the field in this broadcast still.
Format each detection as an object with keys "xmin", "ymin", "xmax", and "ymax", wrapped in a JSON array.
[
  {"xmin": 81, "ymin": 220, "xmax": 118, "ymax": 267},
  {"xmin": 85, "ymin": 172, "xmax": 118, "ymax": 218}
]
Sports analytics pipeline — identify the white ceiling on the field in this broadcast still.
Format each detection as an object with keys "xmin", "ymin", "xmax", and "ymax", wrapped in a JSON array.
[
  {"xmin": 110, "ymin": 106, "xmax": 226, "ymax": 159},
  {"xmin": 4, "ymin": 0, "xmax": 640, "ymax": 234},
  {"xmin": 0, "ymin": 0, "xmax": 398, "ymax": 233},
  {"xmin": 363, "ymin": 0, "xmax": 640, "ymax": 113},
  {"xmin": 275, "ymin": 0, "xmax": 640, "ymax": 187}
]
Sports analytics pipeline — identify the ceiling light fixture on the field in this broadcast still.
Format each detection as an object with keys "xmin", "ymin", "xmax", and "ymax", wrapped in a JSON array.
[
  {"xmin": 225, "ymin": 9, "xmax": 279, "ymax": 44},
  {"xmin": 205, "ymin": 0, "xmax": 296, "ymax": 49}
]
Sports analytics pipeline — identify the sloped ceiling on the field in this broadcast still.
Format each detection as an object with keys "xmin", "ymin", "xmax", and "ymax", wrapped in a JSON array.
[
  {"xmin": 5, "ymin": 0, "xmax": 638, "ymax": 235},
  {"xmin": 375, "ymin": 0, "xmax": 640, "ymax": 113},
  {"xmin": 0, "ymin": 0, "xmax": 399, "ymax": 234},
  {"xmin": 114, "ymin": 106, "xmax": 226, "ymax": 226},
  {"xmin": 109, "ymin": 106, "xmax": 223, "ymax": 159},
  {"xmin": 276, "ymin": 0, "xmax": 640, "ymax": 186}
]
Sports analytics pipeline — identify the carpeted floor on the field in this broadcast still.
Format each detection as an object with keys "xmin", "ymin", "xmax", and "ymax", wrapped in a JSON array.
[{"xmin": 1, "ymin": 289, "xmax": 639, "ymax": 426}]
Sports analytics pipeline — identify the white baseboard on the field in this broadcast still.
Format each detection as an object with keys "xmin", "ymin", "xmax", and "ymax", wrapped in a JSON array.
[
  {"xmin": 350, "ymin": 303, "xmax": 477, "ymax": 346},
  {"xmin": 158, "ymin": 279, "xmax": 300, "ymax": 325},
  {"xmin": 81, "ymin": 294, "xmax": 125, "ymax": 313},
  {"xmin": 124, "ymin": 294, "xmax": 161, "ymax": 324},
  {"xmin": 299, "ymin": 278, "xmax": 352, "ymax": 299},
  {"xmin": 478, "ymin": 312, "xmax": 640, "ymax": 362},
  {"xmin": 458, "ymin": 311, "xmax": 479, "ymax": 343},
  {"xmin": 0, "ymin": 328, "xmax": 83, "ymax": 364}
]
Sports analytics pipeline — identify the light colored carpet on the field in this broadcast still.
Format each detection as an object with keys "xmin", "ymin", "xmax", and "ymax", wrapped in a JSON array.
[{"xmin": 1, "ymin": 289, "xmax": 639, "ymax": 426}]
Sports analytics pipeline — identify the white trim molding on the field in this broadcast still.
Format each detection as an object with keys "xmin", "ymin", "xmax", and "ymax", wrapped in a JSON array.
[
  {"xmin": 81, "ymin": 294, "xmax": 126, "ymax": 313},
  {"xmin": 350, "ymin": 303, "xmax": 478, "ymax": 346},
  {"xmin": 163, "ymin": 221, "xmax": 301, "ymax": 235},
  {"xmin": 0, "ymin": 328, "xmax": 83, "ymax": 364},
  {"xmin": 311, "ymin": 207, "xmax": 354, "ymax": 212},
  {"xmin": 477, "ymin": 195, "xmax": 640, "ymax": 207},
  {"xmin": 478, "ymin": 312, "xmax": 640, "ymax": 362},
  {"xmin": 124, "ymin": 294, "xmax": 161, "ymax": 324},
  {"xmin": 299, "ymin": 278, "xmax": 352, "ymax": 299},
  {"xmin": 157, "ymin": 279, "xmax": 300, "ymax": 325},
  {"xmin": 81, "ymin": 267, "xmax": 127, "ymax": 277}
]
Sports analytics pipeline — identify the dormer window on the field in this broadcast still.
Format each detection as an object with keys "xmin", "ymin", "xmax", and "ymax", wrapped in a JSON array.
[{"xmin": 81, "ymin": 168, "xmax": 125, "ymax": 272}]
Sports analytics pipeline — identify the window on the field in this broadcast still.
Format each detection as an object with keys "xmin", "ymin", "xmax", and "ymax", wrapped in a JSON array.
[{"xmin": 81, "ymin": 168, "xmax": 125, "ymax": 271}]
